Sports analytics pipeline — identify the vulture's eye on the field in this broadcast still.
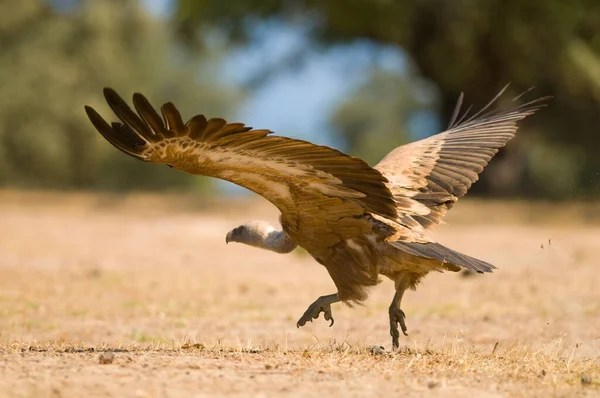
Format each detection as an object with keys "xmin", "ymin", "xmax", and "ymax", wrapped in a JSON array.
[{"xmin": 234, "ymin": 226, "xmax": 245, "ymax": 236}]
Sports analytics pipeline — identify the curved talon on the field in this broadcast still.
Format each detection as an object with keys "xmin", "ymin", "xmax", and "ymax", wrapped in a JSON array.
[
  {"xmin": 323, "ymin": 307, "xmax": 334, "ymax": 327},
  {"xmin": 389, "ymin": 308, "xmax": 408, "ymax": 349},
  {"xmin": 297, "ymin": 302, "xmax": 334, "ymax": 328},
  {"xmin": 398, "ymin": 309, "xmax": 408, "ymax": 336}
]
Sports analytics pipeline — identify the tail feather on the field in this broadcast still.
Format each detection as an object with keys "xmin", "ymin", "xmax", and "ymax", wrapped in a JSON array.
[{"xmin": 390, "ymin": 241, "xmax": 495, "ymax": 273}]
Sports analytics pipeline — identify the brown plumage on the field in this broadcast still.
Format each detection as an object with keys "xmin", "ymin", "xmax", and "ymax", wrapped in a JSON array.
[
  {"xmin": 85, "ymin": 85, "xmax": 548, "ymax": 348},
  {"xmin": 375, "ymin": 89, "xmax": 542, "ymax": 232}
]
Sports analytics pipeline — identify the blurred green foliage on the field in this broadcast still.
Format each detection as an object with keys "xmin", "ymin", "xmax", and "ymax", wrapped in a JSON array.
[
  {"xmin": 175, "ymin": 0, "xmax": 600, "ymax": 198},
  {"xmin": 2, "ymin": 0, "xmax": 599, "ymax": 198},
  {"xmin": 0, "ymin": 0, "xmax": 240, "ymax": 191}
]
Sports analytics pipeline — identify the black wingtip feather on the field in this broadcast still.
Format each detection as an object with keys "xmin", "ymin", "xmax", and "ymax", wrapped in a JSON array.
[
  {"xmin": 132, "ymin": 92, "xmax": 167, "ymax": 138},
  {"xmin": 84, "ymin": 105, "xmax": 146, "ymax": 160},
  {"xmin": 160, "ymin": 102, "xmax": 185, "ymax": 133},
  {"xmin": 103, "ymin": 88, "xmax": 156, "ymax": 142}
]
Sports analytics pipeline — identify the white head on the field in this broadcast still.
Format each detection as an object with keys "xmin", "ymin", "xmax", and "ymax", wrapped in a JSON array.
[{"xmin": 225, "ymin": 220, "xmax": 297, "ymax": 253}]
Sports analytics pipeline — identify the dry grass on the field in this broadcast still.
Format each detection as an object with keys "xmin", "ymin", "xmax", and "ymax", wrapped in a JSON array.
[
  {"xmin": 0, "ymin": 189, "xmax": 599, "ymax": 397},
  {"xmin": 1, "ymin": 341, "xmax": 598, "ymax": 398}
]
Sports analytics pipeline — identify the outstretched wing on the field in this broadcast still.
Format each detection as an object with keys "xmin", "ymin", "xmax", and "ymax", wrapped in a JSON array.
[
  {"xmin": 85, "ymin": 88, "xmax": 402, "ymax": 250},
  {"xmin": 374, "ymin": 86, "xmax": 549, "ymax": 231}
]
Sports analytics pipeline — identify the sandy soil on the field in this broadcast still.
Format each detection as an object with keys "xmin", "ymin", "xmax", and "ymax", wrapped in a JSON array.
[{"xmin": 0, "ymin": 190, "xmax": 599, "ymax": 397}]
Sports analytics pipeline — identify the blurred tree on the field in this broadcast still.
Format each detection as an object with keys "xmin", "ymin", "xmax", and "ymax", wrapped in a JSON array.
[
  {"xmin": 330, "ymin": 66, "xmax": 433, "ymax": 165},
  {"xmin": 0, "ymin": 0, "xmax": 241, "ymax": 191},
  {"xmin": 174, "ymin": 0, "xmax": 600, "ymax": 198}
]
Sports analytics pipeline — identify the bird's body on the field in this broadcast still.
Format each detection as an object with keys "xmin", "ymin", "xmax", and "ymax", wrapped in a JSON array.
[{"xmin": 85, "ymin": 86, "xmax": 547, "ymax": 348}]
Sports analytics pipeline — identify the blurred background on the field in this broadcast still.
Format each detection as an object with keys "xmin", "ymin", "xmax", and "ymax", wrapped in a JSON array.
[
  {"xmin": 1, "ymin": 0, "xmax": 599, "ymax": 199},
  {"xmin": 2, "ymin": 4, "xmax": 600, "ymax": 387}
]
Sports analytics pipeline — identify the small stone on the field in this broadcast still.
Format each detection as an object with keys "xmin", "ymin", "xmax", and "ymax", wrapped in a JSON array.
[
  {"xmin": 427, "ymin": 380, "xmax": 441, "ymax": 389},
  {"xmin": 581, "ymin": 375, "xmax": 600, "ymax": 385},
  {"xmin": 369, "ymin": 345, "xmax": 387, "ymax": 356},
  {"xmin": 99, "ymin": 351, "xmax": 115, "ymax": 365},
  {"xmin": 582, "ymin": 375, "xmax": 592, "ymax": 384},
  {"xmin": 265, "ymin": 364, "xmax": 273, "ymax": 370}
]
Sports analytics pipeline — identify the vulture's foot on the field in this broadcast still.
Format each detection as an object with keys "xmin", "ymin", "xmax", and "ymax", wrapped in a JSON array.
[
  {"xmin": 296, "ymin": 294, "xmax": 339, "ymax": 328},
  {"xmin": 389, "ymin": 307, "xmax": 408, "ymax": 349}
]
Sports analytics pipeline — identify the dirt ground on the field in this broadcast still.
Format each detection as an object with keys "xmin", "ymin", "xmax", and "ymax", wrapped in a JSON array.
[{"xmin": 0, "ymin": 190, "xmax": 599, "ymax": 397}]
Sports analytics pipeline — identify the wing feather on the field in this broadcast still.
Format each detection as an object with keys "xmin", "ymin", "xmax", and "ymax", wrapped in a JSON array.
[
  {"xmin": 132, "ymin": 93, "xmax": 168, "ymax": 137},
  {"xmin": 85, "ymin": 89, "xmax": 400, "ymax": 244},
  {"xmin": 160, "ymin": 102, "xmax": 185, "ymax": 133},
  {"xmin": 375, "ymin": 87, "xmax": 549, "ymax": 230}
]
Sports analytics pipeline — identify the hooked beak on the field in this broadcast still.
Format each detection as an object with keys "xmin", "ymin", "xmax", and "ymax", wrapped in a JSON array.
[{"xmin": 225, "ymin": 230, "xmax": 233, "ymax": 244}]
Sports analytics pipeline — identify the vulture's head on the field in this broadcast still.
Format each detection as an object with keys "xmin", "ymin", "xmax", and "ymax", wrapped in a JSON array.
[
  {"xmin": 225, "ymin": 220, "xmax": 276, "ymax": 246},
  {"xmin": 225, "ymin": 225, "xmax": 246, "ymax": 244},
  {"xmin": 225, "ymin": 220, "xmax": 297, "ymax": 253}
]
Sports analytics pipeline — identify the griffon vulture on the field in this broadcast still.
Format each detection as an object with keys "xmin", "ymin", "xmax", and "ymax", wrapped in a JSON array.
[{"xmin": 84, "ymin": 86, "xmax": 546, "ymax": 348}]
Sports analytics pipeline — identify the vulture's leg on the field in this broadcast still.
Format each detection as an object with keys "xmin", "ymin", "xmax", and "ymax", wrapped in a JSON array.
[
  {"xmin": 389, "ymin": 287, "xmax": 409, "ymax": 349},
  {"xmin": 296, "ymin": 293, "xmax": 340, "ymax": 328}
]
